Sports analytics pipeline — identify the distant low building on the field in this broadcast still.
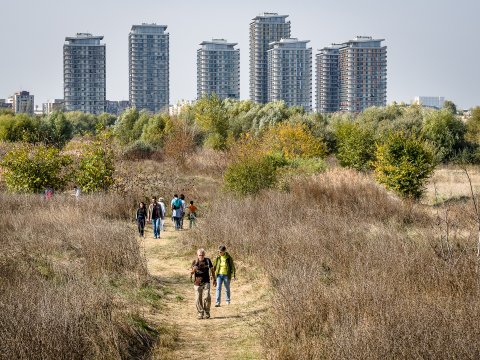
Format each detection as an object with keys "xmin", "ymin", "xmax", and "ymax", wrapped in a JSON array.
[
  {"xmin": 13, "ymin": 91, "xmax": 34, "ymax": 114},
  {"xmin": 169, "ymin": 99, "xmax": 194, "ymax": 117},
  {"xmin": 106, "ymin": 100, "xmax": 130, "ymax": 115},
  {"xmin": 0, "ymin": 99, "xmax": 13, "ymax": 110},
  {"xmin": 412, "ymin": 96, "xmax": 445, "ymax": 109},
  {"xmin": 43, "ymin": 99, "xmax": 65, "ymax": 115}
]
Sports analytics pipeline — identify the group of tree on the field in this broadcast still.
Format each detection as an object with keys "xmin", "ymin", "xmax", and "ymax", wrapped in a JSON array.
[{"xmin": 1, "ymin": 97, "xmax": 480, "ymax": 200}]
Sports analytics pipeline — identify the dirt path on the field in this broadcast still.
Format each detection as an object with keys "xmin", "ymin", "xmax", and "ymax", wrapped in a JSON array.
[{"xmin": 141, "ymin": 221, "xmax": 269, "ymax": 360}]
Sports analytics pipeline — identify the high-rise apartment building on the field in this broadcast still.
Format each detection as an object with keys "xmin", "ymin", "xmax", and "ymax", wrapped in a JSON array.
[
  {"xmin": 64, "ymin": 33, "xmax": 106, "ymax": 115},
  {"xmin": 12, "ymin": 91, "xmax": 34, "ymax": 114},
  {"xmin": 197, "ymin": 39, "xmax": 240, "ymax": 100},
  {"xmin": 249, "ymin": 13, "xmax": 291, "ymax": 104},
  {"xmin": 316, "ymin": 45, "xmax": 341, "ymax": 113},
  {"xmin": 267, "ymin": 39, "xmax": 312, "ymax": 111},
  {"xmin": 316, "ymin": 36, "xmax": 387, "ymax": 113},
  {"xmin": 129, "ymin": 24, "xmax": 169, "ymax": 113}
]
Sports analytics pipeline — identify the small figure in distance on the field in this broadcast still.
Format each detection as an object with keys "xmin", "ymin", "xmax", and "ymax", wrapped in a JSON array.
[
  {"xmin": 158, "ymin": 197, "xmax": 166, "ymax": 232},
  {"xmin": 171, "ymin": 194, "xmax": 182, "ymax": 230},
  {"xmin": 179, "ymin": 194, "xmax": 186, "ymax": 229},
  {"xmin": 44, "ymin": 185, "xmax": 53, "ymax": 200},
  {"xmin": 136, "ymin": 201, "xmax": 147, "ymax": 238},
  {"xmin": 190, "ymin": 248, "xmax": 216, "ymax": 319},
  {"xmin": 148, "ymin": 196, "xmax": 162, "ymax": 239},
  {"xmin": 214, "ymin": 245, "xmax": 236, "ymax": 307},
  {"xmin": 73, "ymin": 185, "xmax": 81, "ymax": 200},
  {"xmin": 187, "ymin": 200, "xmax": 197, "ymax": 229}
]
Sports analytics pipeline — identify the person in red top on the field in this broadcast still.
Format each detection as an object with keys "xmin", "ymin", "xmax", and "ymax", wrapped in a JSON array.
[{"xmin": 187, "ymin": 201, "xmax": 197, "ymax": 229}]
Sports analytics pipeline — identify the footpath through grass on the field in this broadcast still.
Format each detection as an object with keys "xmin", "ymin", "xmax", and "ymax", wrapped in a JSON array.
[{"xmin": 142, "ymin": 220, "xmax": 269, "ymax": 359}]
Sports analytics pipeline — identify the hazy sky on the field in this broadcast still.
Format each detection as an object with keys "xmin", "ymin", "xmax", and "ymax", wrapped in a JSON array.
[{"xmin": 1, "ymin": 0, "xmax": 479, "ymax": 109}]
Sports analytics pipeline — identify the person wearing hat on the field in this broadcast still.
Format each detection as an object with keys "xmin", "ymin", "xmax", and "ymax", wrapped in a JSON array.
[{"xmin": 213, "ymin": 245, "xmax": 236, "ymax": 307}]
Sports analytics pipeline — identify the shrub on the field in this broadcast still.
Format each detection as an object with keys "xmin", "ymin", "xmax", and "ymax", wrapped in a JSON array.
[
  {"xmin": 76, "ymin": 131, "xmax": 115, "ymax": 193},
  {"xmin": 263, "ymin": 122, "xmax": 327, "ymax": 160},
  {"xmin": 421, "ymin": 109, "xmax": 466, "ymax": 162},
  {"xmin": 223, "ymin": 155, "xmax": 281, "ymax": 195},
  {"xmin": 334, "ymin": 121, "xmax": 375, "ymax": 170},
  {"xmin": 374, "ymin": 133, "xmax": 436, "ymax": 199},
  {"xmin": 121, "ymin": 140, "xmax": 154, "ymax": 160},
  {"xmin": 466, "ymin": 107, "xmax": 480, "ymax": 145},
  {"xmin": 0, "ymin": 144, "xmax": 72, "ymax": 193}
]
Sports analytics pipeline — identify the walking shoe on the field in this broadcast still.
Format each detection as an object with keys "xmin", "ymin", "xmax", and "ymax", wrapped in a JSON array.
[
  {"xmin": 197, "ymin": 313, "xmax": 203, "ymax": 319},
  {"xmin": 204, "ymin": 312, "xmax": 210, "ymax": 319},
  {"xmin": 226, "ymin": 301, "xmax": 230, "ymax": 305},
  {"xmin": 214, "ymin": 303, "xmax": 220, "ymax": 307}
]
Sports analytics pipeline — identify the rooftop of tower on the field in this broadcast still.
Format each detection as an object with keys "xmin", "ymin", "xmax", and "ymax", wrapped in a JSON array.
[{"xmin": 252, "ymin": 12, "xmax": 289, "ymax": 20}]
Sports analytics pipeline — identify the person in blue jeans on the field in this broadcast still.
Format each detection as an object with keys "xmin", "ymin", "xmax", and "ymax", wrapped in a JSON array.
[
  {"xmin": 213, "ymin": 245, "xmax": 236, "ymax": 307},
  {"xmin": 148, "ymin": 196, "xmax": 162, "ymax": 239}
]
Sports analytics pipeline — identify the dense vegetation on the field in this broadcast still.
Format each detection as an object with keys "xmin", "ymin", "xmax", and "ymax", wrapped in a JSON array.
[
  {"xmin": 1, "ymin": 99, "xmax": 480, "ymax": 358},
  {"xmin": 1, "ymin": 99, "xmax": 479, "ymax": 198}
]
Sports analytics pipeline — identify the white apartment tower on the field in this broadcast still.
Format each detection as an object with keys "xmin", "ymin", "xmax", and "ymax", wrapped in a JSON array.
[
  {"xmin": 12, "ymin": 91, "xmax": 34, "ymax": 115},
  {"xmin": 316, "ymin": 36, "xmax": 387, "ymax": 113},
  {"xmin": 267, "ymin": 39, "xmax": 312, "ymax": 111},
  {"xmin": 197, "ymin": 39, "xmax": 240, "ymax": 100},
  {"xmin": 64, "ymin": 33, "xmax": 106, "ymax": 115},
  {"xmin": 249, "ymin": 13, "xmax": 291, "ymax": 104},
  {"xmin": 129, "ymin": 24, "xmax": 169, "ymax": 113}
]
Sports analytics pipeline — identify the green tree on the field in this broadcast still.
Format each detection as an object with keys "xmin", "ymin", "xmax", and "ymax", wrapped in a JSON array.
[
  {"xmin": 0, "ymin": 113, "xmax": 40, "ymax": 143},
  {"xmin": 334, "ymin": 121, "xmax": 376, "ymax": 171},
  {"xmin": 466, "ymin": 107, "xmax": 480, "ymax": 144},
  {"xmin": 76, "ymin": 130, "xmax": 115, "ymax": 192},
  {"xmin": 45, "ymin": 112, "xmax": 74, "ymax": 147},
  {"xmin": 115, "ymin": 108, "xmax": 140, "ymax": 144},
  {"xmin": 140, "ymin": 113, "xmax": 170, "ymax": 148},
  {"xmin": 194, "ymin": 95, "xmax": 229, "ymax": 150},
  {"xmin": 443, "ymin": 100, "xmax": 457, "ymax": 114},
  {"xmin": 421, "ymin": 109, "xmax": 466, "ymax": 162},
  {"xmin": 0, "ymin": 144, "xmax": 72, "ymax": 193},
  {"xmin": 374, "ymin": 133, "xmax": 435, "ymax": 199}
]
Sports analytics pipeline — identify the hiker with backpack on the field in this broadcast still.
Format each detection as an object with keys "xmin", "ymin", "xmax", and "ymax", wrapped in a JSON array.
[
  {"xmin": 136, "ymin": 202, "xmax": 147, "ymax": 238},
  {"xmin": 148, "ymin": 196, "xmax": 163, "ymax": 239},
  {"xmin": 171, "ymin": 194, "xmax": 183, "ymax": 230},
  {"xmin": 213, "ymin": 245, "xmax": 236, "ymax": 307},
  {"xmin": 190, "ymin": 248, "xmax": 216, "ymax": 319}
]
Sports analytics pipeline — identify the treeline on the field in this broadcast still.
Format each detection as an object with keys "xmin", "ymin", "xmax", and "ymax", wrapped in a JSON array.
[{"xmin": 1, "ymin": 98, "xmax": 480, "ymax": 198}]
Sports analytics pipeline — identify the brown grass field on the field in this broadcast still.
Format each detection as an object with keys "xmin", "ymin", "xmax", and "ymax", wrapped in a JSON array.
[{"xmin": 2, "ymin": 152, "xmax": 480, "ymax": 359}]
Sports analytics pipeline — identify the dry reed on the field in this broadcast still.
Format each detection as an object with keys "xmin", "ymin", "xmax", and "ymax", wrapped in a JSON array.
[{"xmin": 186, "ymin": 169, "xmax": 480, "ymax": 359}]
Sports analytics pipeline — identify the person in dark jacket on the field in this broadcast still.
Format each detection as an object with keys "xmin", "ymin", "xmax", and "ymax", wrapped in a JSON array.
[
  {"xmin": 148, "ymin": 197, "xmax": 163, "ymax": 239},
  {"xmin": 136, "ymin": 202, "xmax": 147, "ymax": 237},
  {"xmin": 213, "ymin": 245, "xmax": 236, "ymax": 307},
  {"xmin": 190, "ymin": 248, "xmax": 216, "ymax": 319}
]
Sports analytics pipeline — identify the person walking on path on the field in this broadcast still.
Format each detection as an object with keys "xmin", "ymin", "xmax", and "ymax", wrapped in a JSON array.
[
  {"xmin": 190, "ymin": 248, "xmax": 216, "ymax": 319},
  {"xmin": 171, "ymin": 194, "xmax": 183, "ymax": 230},
  {"xmin": 214, "ymin": 245, "xmax": 236, "ymax": 307},
  {"xmin": 148, "ymin": 196, "xmax": 162, "ymax": 239},
  {"xmin": 187, "ymin": 201, "xmax": 197, "ymax": 229},
  {"xmin": 136, "ymin": 202, "xmax": 147, "ymax": 238},
  {"xmin": 158, "ymin": 197, "xmax": 166, "ymax": 231},
  {"xmin": 179, "ymin": 194, "xmax": 186, "ymax": 229}
]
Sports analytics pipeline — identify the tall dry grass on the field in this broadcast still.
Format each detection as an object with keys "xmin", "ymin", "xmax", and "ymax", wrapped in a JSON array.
[
  {"xmin": 0, "ymin": 193, "xmax": 157, "ymax": 359},
  {"xmin": 186, "ymin": 169, "xmax": 480, "ymax": 359}
]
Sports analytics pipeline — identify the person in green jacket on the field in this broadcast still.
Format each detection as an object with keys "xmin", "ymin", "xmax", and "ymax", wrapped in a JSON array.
[{"xmin": 213, "ymin": 245, "xmax": 236, "ymax": 307}]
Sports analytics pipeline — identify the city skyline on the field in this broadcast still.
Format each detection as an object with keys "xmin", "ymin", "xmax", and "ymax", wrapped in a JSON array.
[{"xmin": 1, "ymin": 0, "xmax": 479, "ymax": 110}]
